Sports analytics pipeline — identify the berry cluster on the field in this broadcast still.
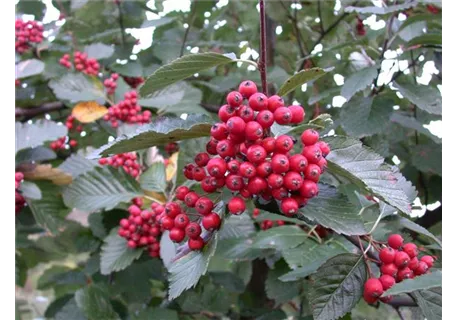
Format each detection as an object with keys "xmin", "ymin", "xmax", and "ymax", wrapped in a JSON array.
[
  {"xmin": 356, "ymin": 17, "xmax": 366, "ymax": 36},
  {"xmin": 104, "ymin": 73, "xmax": 119, "ymax": 95},
  {"xmin": 123, "ymin": 76, "xmax": 144, "ymax": 89},
  {"xmin": 50, "ymin": 136, "xmax": 78, "ymax": 150},
  {"xmin": 65, "ymin": 115, "xmax": 84, "ymax": 132},
  {"xmin": 253, "ymin": 208, "xmax": 285, "ymax": 230},
  {"xmin": 426, "ymin": 4, "xmax": 440, "ymax": 14},
  {"xmin": 363, "ymin": 234, "xmax": 435, "ymax": 304},
  {"xmin": 118, "ymin": 198, "xmax": 162, "ymax": 257},
  {"xmin": 15, "ymin": 19, "xmax": 44, "ymax": 54},
  {"xmin": 182, "ymin": 80, "xmax": 329, "ymax": 217},
  {"xmin": 164, "ymin": 142, "xmax": 179, "ymax": 156},
  {"xmin": 59, "ymin": 52, "xmax": 100, "ymax": 76},
  {"xmin": 98, "ymin": 152, "xmax": 141, "ymax": 178},
  {"xmin": 15, "ymin": 172, "xmax": 25, "ymax": 214},
  {"xmin": 103, "ymin": 91, "xmax": 151, "ymax": 128}
]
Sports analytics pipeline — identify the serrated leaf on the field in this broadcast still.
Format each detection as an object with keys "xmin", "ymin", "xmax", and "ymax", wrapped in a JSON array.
[
  {"xmin": 15, "ymin": 59, "xmax": 45, "ymax": 79},
  {"xmin": 253, "ymin": 225, "xmax": 308, "ymax": 250},
  {"xmin": 83, "ymin": 43, "xmax": 114, "ymax": 60},
  {"xmin": 216, "ymin": 237, "xmax": 272, "ymax": 260},
  {"xmin": 399, "ymin": 217, "xmax": 442, "ymax": 247},
  {"xmin": 24, "ymin": 164, "xmax": 73, "ymax": 185},
  {"xmin": 90, "ymin": 114, "xmax": 212, "ymax": 158},
  {"xmin": 341, "ymin": 66, "xmax": 377, "ymax": 101},
  {"xmin": 38, "ymin": 266, "xmax": 86, "ymax": 289},
  {"xmin": 383, "ymin": 271, "xmax": 441, "ymax": 296},
  {"xmin": 49, "ymin": 73, "xmax": 105, "ymax": 103},
  {"xmin": 140, "ymin": 17, "xmax": 175, "ymax": 28},
  {"xmin": 135, "ymin": 307, "xmax": 179, "ymax": 320},
  {"xmin": 44, "ymin": 294, "xmax": 74, "ymax": 319},
  {"xmin": 139, "ymin": 162, "xmax": 167, "ymax": 193},
  {"xmin": 15, "ymin": 120, "xmax": 67, "ymax": 153},
  {"xmin": 54, "ymin": 298, "xmax": 87, "ymax": 320},
  {"xmin": 111, "ymin": 61, "xmax": 144, "ymax": 77},
  {"xmin": 298, "ymin": 185, "xmax": 367, "ymax": 235},
  {"xmin": 412, "ymin": 287, "xmax": 442, "ymax": 320},
  {"xmin": 72, "ymin": 101, "xmax": 108, "ymax": 123},
  {"xmin": 266, "ymin": 262, "xmax": 301, "ymax": 306},
  {"xmin": 277, "ymin": 67, "xmax": 333, "ymax": 96},
  {"xmin": 274, "ymin": 113, "xmax": 334, "ymax": 137},
  {"xmin": 62, "ymin": 166, "xmax": 143, "ymax": 212},
  {"xmin": 140, "ymin": 53, "xmax": 235, "ymax": 96},
  {"xmin": 394, "ymin": 81, "xmax": 441, "ymax": 115},
  {"xmin": 138, "ymin": 82, "xmax": 186, "ymax": 108},
  {"xmin": 19, "ymin": 181, "xmax": 41, "ymax": 200},
  {"xmin": 255, "ymin": 211, "xmax": 309, "ymax": 226},
  {"xmin": 168, "ymin": 233, "xmax": 219, "ymax": 300},
  {"xmin": 345, "ymin": 2, "xmax": 417, "ymax": 14},
  {"xmin": 325, "ymin": 136, "xmax": 413, "ymax": 214},
  {"xmin": 160, "ymin": 231, "xmax": 177, "ymax": 270},
  {"xmin": 219, "ymin": 214, "xmax": 256, "ymax": 239},
  {"xmin": 100, "ymin": 229, "xmax": 143, "ymax": 275},
  {"xmin": 397, "ymin": 13, "xmax": 441, "ymax": 34},
  {"xmin": 75, "ymin": 285, "xmax": 120, "ymax": 320},
  {"xmin": 16, "ymin": 146, "xmax": 56, "ymax": 165},
  {"xmin": 309, "ymin": 254, "xmax": 367, "ymax": 320},
  {"xmin": 410, "ymin": 143, "xmax": 442, "ymax": 175},
  {"xmin": 58, "ymin": 154, "xmax": 99, "ymax": 178},
  {"xmin": 390, "ymin": 113, "xmax": 441, "ymax": 144},
  {"xmin": 407, "ymin": 33, "xmax": 442, "ymax": 46}
]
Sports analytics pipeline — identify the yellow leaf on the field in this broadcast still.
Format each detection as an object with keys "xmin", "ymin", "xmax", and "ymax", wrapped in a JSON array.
[
  {"xmin": 72, "ymin": 101, "xmax": 108, "ymax": 123},
  {"xmin": 166, "ymin": 152, "xmax": 178, "ymax": 181},
  {"xmin": 143, "ymin": 191, "xmax": 166, "ymax": 204},
  {"xmin": 23, "ymin": 164, "xmax": 73, "ymax": 185}
]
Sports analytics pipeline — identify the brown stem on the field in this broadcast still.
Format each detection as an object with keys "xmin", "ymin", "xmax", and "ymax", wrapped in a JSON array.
[
  {"xmin": 258, "ymin": 0, "xmax": 268, "ymax": 95},
  {"xmin": 116, "ymin": 0, "xmax": 127, "ymax": 47},
  {"xmin": 15, "ymin": 102, "xmax": 66, "ymax": 121}
]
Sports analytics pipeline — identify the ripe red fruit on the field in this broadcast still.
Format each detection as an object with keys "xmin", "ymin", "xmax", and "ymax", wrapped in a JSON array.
[
  {"xmin": 289, "ymin": 154, "xmax": 308, "ymax": 172},
  {"xmin": 216, "ymin": 139, "xmax": 236, "ymax": 157},
  {"xmin": 218, "ymin": 104, "xmax": 236, "ymax": 122},
  {"xmin": 396, "ymin": 267, "xmax": 413, "ymax": 282},
  {"xmin": 267, "ymin": 95, "xmax": 284, "ymax": 112},
  {"xmin": 127, "ymin": 240, "xmax": 137, "ymax": 249},
  {"xmin": 201, "ymin": 176, "xmax": 218, "ymax": 193},
  {"xmin": 207, "ymin": 158, "xmax": 227, "ymax": 178},
  {"xmin": 239, "ymin": 162, "xmax": 256, "ymax": 178},
  {"xmin": 174, "ymin": 213, "xmax": 190, "ymax": 229},
  {"xmin": 175, "ymin": 186, "xmax": 190, "ymax": 200},
  {"xmin": 273, "ymin": 107, "xmax": 292, "ymax": 125},
  {"xmin": 227, "ymin": 91, "xmax": 243, "ymax": 107},
  {"xmin": 247, "ymin": 145, "xmax": 267, "ymax": 164},
  {"xmin": 184, "ymin": 192, "xmax": 199, "ymax": 207},
  {"xmin": 388, "ymin": 234, "xmax": 404, "ymax": 249},
  {"xmin": 141, "ymin": 210, "xmax": 152, "ymax": 220},
  {"xmin": 304, "ymin": 164, "xmax": 321, "ymax": 182},
  {"xmin": 267, "ymin": 173, "xmax": 284, "ymax": 189},
  {"xmin": 281, "ymin": 197, "xmax": 299, "ymax": 216},
  {"xmin": 227, "ymin": 159, "xmax": 240, "ymax": 173},
  {"xmin": 185, "ymin": 222, "xmax": 202, "ymax": 239},
  {"xmin": 238, "ymin": 105, "xmax": 255, "ymax": 122},
  {"xmin": 247, "ymin": 176, "xmax": 268, "ymax": 195},
  {"xmin": 421, "ymin": 255, "xmax": 434, "ymax": 268},
  {"xmin": 283, "ymin": 171, "xmax": 303, "ymax": 191},
  {"xmin": 169, "ymin": 228, "xmax": 186, "ymax": 242},
  {"xmin": 227, "ymin": 116, "xmax": 246, "ymax": 135},
  {"xmin": 402, "ymin": 243, "xmax": 418, "ymax": 258},
  {"xmin": 394, "ymin": 251, "xmax": 410, "ymax": 269},
  {"xmin": 288, "ymin": 105, "xmax": 305, "ymax": 124},
  {"xmin": 188, "ymin": 237, "xmax": 205, "ymax": 250},
  {"xmin": 381, "ymin": 263, "xmax": 398, "ymax": 277},
  {"xmin": 363, "ymin": 291, "xmax": 378, "ymax": 304},
  {"xmin": 299, "ymin": 180, "xmax": 318, "ymax": 198},
  {"xmin": 275, "ymin": 135, "xmax": 294, "ymax": 153},
  {"xmin": 262, "ymin": 137, "xmax": 276, "ymax": 153},
  {"xmin": 194, "ymin": 152, "xmax": 210, "ymax": 167},
  {"xmin": 415, "ymin": 262, "xmax": 429, "ymax": 275},
  {"xmin": 206, "ymin": 139, "xmax": 218, "ymax": 155},
  {"xmin": 128, "ymin": 205, "xmax": 141, "ymax": 216},
  {"xmin": 248, "ymin": 92, "xmax": 268, "ymax": 111},
  {"xmin": 238, "ymin": 80, "xmax": 258, "ymax": 98},
  {"xmin": 379, "ymin": 247, "xmax": 396, "ymax": 264},
  {"xmin": 165, "ymin": 202, "xmax": 181, "ymax": 218},
  {"xmin": 408, "ymin": 257, "xmax": 419, "ymax": 270},
  {"xmin": 272, "ymin": 187, "xmax": 288, "ymax": 200},
  {"xmin": 202, "ymin": 213, "xmax": 221, "ymax": 230},
  {"xmin": 364, "ymin": 278, "xmax": 384, "ymax": 298},
  {"xmin": 317, "ymin": 141, "xmax": 330, "ymax": 157},
  {"xmin": 302, "ymin": 144, "xmax": 322, "ymax": 164},
  {"xmin": 271, "ymin": 154, "xmax": 289, "ymax": 174},
  {"xmin": 195, "ymin": 197, "xmax": 214, "ymax": 215},
  {"xmin": 301, "ymin": 129, "xmax": 319, "ymax": 146},
  {"xmin": 379, "ymin": 275, "xmax": 396, "ymax": 290},
  {"xmin": 317, "ymin": 157, "xmax": 327, "ymax": 172},
  {"xmin": 228, "ymin": 197, "xmax": 246, "ymax": 215},
  {"xmin": 192, "ymin": 166, "xmax": 206, "ymax": 181},
  {"xmin": 256, "ymin": 110, "xmax": 274, "ymax": 128},
  {"xmin": 226, "ymin": 174, "xmax": 245, "ymax": 191},
  {"xmin": 257, "ymin": 161, "xmax": 272, "ymax": 177},
  {"xmin": 245, "ymin": 121, "xmax": 264, "ymax": 141}
]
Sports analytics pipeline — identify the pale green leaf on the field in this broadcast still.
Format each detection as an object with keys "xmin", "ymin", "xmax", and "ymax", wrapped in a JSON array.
[{"xmin": 277, "ymin": 67, "xmax": 333, "ymax": 96}]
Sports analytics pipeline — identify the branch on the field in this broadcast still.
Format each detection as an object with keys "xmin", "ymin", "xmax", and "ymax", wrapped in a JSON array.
[
  {"xmin": 258, "ymin": 0, "xmax": 268, "ymax": 95},
  {"xmin": 115, "ymin": 0, "xmax": 127, "ymax": 46},
  {"xmin": 317, "ymin": 0, "xmax": 324, "ymax": 34},
  {"xmin": 15, "ymin": 102, "xmax": 66, "ymax": 120},
  {"xmin": 180, "ymin": 2, "xmax": 197, "ymax": 57}
]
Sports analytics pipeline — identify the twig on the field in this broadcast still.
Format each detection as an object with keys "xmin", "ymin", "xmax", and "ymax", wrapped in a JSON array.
[
  {"xmin": 15, "ymin": 102, "xmax": 66, "ymax": 121},
  {"xmin": 317, "ymin": 0, "xmax": 324, "ymax": 34},
  {"xmin": 258, "ymin": 0, "xmax": 268, "ymax": 95},
  {"xmin": 116, "ymin": 0, "xmax": 127, "ymax": 46},
  {"xmin": 179, "ymin": 2, "xmax": 197, "ymax": 57}
]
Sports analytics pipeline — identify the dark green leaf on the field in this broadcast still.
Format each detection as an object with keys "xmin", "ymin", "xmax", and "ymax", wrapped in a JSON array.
[
  {"xmin": 84, "ymin": 43, "xmax": 115, "ymax": 60},
  {"xmin": 410, "ymin": 143, "xmax": 442, "ymax": 175},
  {"xmin": 412, "ymin": 287, "xmax": 442, "ymax": 320},
  {"xmin": 58, "ymin": 154, "xmax": 99, "ymax": 178},
  {"xmin": 55, "ymin": 298, "xmax": 87, "ymax": 320},
  {"xmin": 139, "ymin": 162, "xmax": 167, "ymax": 192},
  {"xmin": 399, "ymin": 217, "xmax": 442, "ymax": 247},
  {"xmin": 38, "ymin": 266, "xmax": 86, "ymax": 289},
  {"xmin": 16, "ymin": 0, "xmax": 46, "ymax": 20},
  {"xmin": 15, "ymin": 59, "xmax": 45, "ymax": 79},
  {"xmin": 215, "ymin": 237, "xmax": 272, "ymax": 260},
  {"xmin": 62, "ymin": 167, "xmax": 143, "ymax": 212},
  {"xmin": 266, "ymin": 262, "xmax": 301, "ymax": 306},
  {"xmin": 140, "ymin": 17, "xmax": 175, "ymax": 28},
  {"xmin": 394, "ymin": 81, "xmax": 441, "ymax": 115},
  {"xmin": 309, "ymin": 254, "xmax": 367, "ymax": 320},
  {"xmin": 255, "ymin": 210, "xmax": 309, "ymax": 226},
  {"xmin": 277, "ymin": 67, "xmax": 333, "ymax": 96},
  {"xmin": 219, "ymin": 214, "xmax": 256, "ymax": 240},
  {"xmin": 341, "ymin": 66, "xmax": 378, "ymax": 101},
  {"xmin": 407, "ymin": 33, "xmax": 442, "ymax": 46},
  {"xmin": 16, "ymin": 146, "xmax": 56, "ymax": 166},
  {"xmin": 253, "ymin": 225, "xmax": 308, "ymax": 250},
  {"xmin": 390, "ymin": 113, "xmax": 441, "ymax": 144},
  {"xmin": 15, "ymin": 120, "xmax": 68, "ymax": 153},
  {"xmin": 383, "ymin": 271, "xmax": 441, "ymax": 296},
  {"xmin": 88, "ymin": 212, "xmax": 107, "ymax": 239},
  {"xmin": 44, "ymin": 294, "xmax": 74, "ymax": 318},
  {"xmin": 49, "ymin": 74, "xmax": 105, "ymax": 103},
  {"xmin": 135, "ymin": 307, "xmax": 179, "ymax": 320},
  {"xmin": 110, "ymin": 61, "xmax": 144, "ymax": 77},
  {"xmin": 75, "ymin": 285, "xmax": 120, "ymax": 320},
  {"xmin": 19, "ymin": 181, "xmax": 41, "ymax": 200}
]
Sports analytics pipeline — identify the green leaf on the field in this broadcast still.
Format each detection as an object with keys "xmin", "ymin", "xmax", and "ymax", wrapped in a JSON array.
[
  {"xmin": 100, "ymin": 229, "xmax": 143, "ymax": 275},
  {"xmin": 19, "ymin": 181, "xmax": 41, "ymax": 200},
  {"xmin": 63, "ymin": 167, "xmax": 142, "ymax": 212},
  {"xmin": 410, "ymin": 143, "xmax": 442, "ymax": 175},
  {"xmin": 15, "ymin": 120, "xmax": 67, "ymax": 153},
  {"xmin": 252, "ymin": 225, "xmax": 308, "ymax": 250},
  {"xmin": 215, "ymin": 237, "xmax": 272, "ymax": 260},
  {"xmin": 281, "ymin": 239, "xmax": 350, "ymax": 276},
  {"xmin": 219, "ymin": 214, "xmax": 256, "ymax": 239},
  {"xmin": 277, "ymin": 67, "xmax": 333, "ymax": 96},
  {"xmin": 16, "ymin": 0, "xmax": 46, "ymax": 20},
  {"xmin": 412, "ymin": 287, "xmax": 442, "ymax": 320},
  {"xmin": 54, "ymin": 298, "xmax": 87, "ymax": 320},
  {"xmin": 38, "ymin": 266, "xmax": 86, "ymax": 289},
  {"xmin": 266, "ymin": 262, "xmax": 301, "ymax": 306},
  {"xmin": 15, "ymin": 59, "xmax": 45, "ymax": 79},
  {"xmin": 325, "ymin": 136, "xmax": 413, "ymax": 214},
  {"xmin": 88, "ymin": 212, "xmax": 107, "ymax": 239},
  {"xmin": 309, "ymin": 254, "xmax": 367, "ymax": 320},
  {"xmin": 298, "ymin": 185, "xmax": 367, "ymax": 235},
  {"xmin": 399, "ymin": 217, "xmax": 442, "ymax": 247},
  {"xmin": 255, "ymin": 211, "xmax": 309, "ymax": 226},
  {"xmin": 75, "ymin": 285, "xmax": 120, "ymax": 320},
  {"xmin": 140, "ymin": 17, "xmax": 176, "ymax": 28},
  {"xmin": 168, "ymin": 234, "xmax": 218, "ymax": 300},
  {"xmin": 135, "ymin": 307, "xmax": 179, "ymax": 320},
  {"xmin": 407, "ymin": 33, "xmax": 442, "ymax": 46},
  {"xmin": 341, "ymin": 66, "xmax": 378, "ymax": 101},
  {"xmin": 139, "ymin": 162, "xmax": 167, "ymax": 192},
  {"xmin": 139, "ymin": 82, "xmax": 186, "ymax": 108},
  {"xmin": 390, "ymin": 113, "xmax": 441, "ymax": 144},
  {"xmin": 383, "ymin": 271, "xmax": 441, "ymax": 296},
  {"xmin": 110, "ymin": 61, "xmax": 144, "ymax": 77},
  {"xmin": 58, "ymin": 154, "xmax": 99, "ymax": 178},
  {"xmin": 89, "ymin": 114, "xmax": 212, "ymax": 157},
  {"xmin": 83, "ymin": 43, "xmax": 115, "ymax": 60},
  {"xmin": 44, "ymin": 294, "xmax": 74, "ymax": 319},
  {"xmin": 49, "ymin": 74, "xmax": 105, "ymax": 103},
  {"xmin": 16, "ymin": 146, "xmax": 56, "ymax": 166},
  {"xmin": 345, "ymin": 2, "xmax": 417, "ymax": 14},
  {"xmin": 397, "ymin": 13, "xmax": 441, "ymax": 34},
  {"xmin": 394, "ymin": 81, "xmax": 441, "ymax": 115},
  {"xmin": 26, "ymin": 182, "xmax": 69, "ymax": 234}
]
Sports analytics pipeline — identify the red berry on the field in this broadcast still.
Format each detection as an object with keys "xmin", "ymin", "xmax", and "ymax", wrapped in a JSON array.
[
  {"xmin": 188, "ymin": 237, "xmax": 205, "ymax": 250},
  {"xmin": 364, "ymin": 278, "xmax": 384, "ymax": 298},
  {"xmin": 262, "ymin": 137, "xmax": 276, "ymax": 153},
  {"xmin": 275, "ymin": 135, "xmax": 294, "ymax": 153},
  {"xmin": 289, "ymin": 154, "xmax": 308, "ymax": 173},
  {"xmin": 165, "ymin": 202, "xmax": 181, "ymax": 218},
  {"xmin": 207, "ymin": 158, "xmax": 227, "ymax": 178},
  {"xmin": 227, "ymin": 159, "xmax": 241, "ymax": 173},
  {"xmin": 195, "ymin": 197, "xmax": 214, "ymax": 215},
  {"xmin": 302, "ymin": 144, "xmax": 322, "ymax": 164},
  {"xmin": 245, "ymin": 121, "xmax": 264, "ymax": 141},
  {"xmin": 174, "ymin": 213, "xmax": 190, "ymax": 229},
  {"xmin": 128, "ymin": 205, "xmax": 141, "ymax": 216},
  {"xmin": 289, "ymin": 105, "xmax": 305, "ymax": 124},
  {"xmin": 192, "ymin": 166, "xmax": 206, "ymax": 181},
  {"xmin": 211, "ymin": 123, "xmax": 229, "ymax": 140},
  {"xmin": 218, "ymin": 104, "xmax": 236, "ymax": 122},
  {"xmin": 421, "ymin": 255, "xmax": 434, "ymax": 268},
  {"xmin": 227, "ymin": 116, "xmax": 246, "ymax": 135},
  {"xmin": 267, "ymin": 173, "xmax": 284, "ymax": 189},
  {"xmin": 273, "ymin": 107, "xmax": 292, "ymax": 125},
  {"xmin": 239, "ymin": 162, "xmax": 256, "ymax": 178},
  {"xmin": 299, "ymin": 180, "xmax": 318, "ymax": 198},
  {"xmin": 363, "ymin": 291, "xmax": 378, "ymax": 304},
  {"xmin": 127, "ymin": 240, "xmax": 137, "ymax": 249},
  {"xmin": 246, "ymin": 145, "xmax": 267, "ymax": 164},
  {"xmin": 394, "ymin": 251, "xmax": 410, "ymax": 269},
  {"xmin": 408, "ymin": 257, "xmax": 419, "ymax": 270},
  {"xmin": 272, "ymin": 187, "xmax": 288, "ymax": 200},
  {"xmin": 194, "ymin": 152, "xmax": 210, "ymax": 167},
  {"xmin": 248, "ymin": 93, "xmax": 268, "ymax": 111},
  {"xmin": 227, "ymin": 91, "xmax": 243, "ymax": 107},
  {"xmin": 238, "ymin": 105, "xmax": 255, "ymax": 122},
  {"xmin": 281, "ymin": 197, "xmax": 299, "ymax": 216},
  {"xmin": 304, "ymin": 164, "xmax": 321, "ymax": 182},
  {"xmin": 228, "ymin": 197, "xmax": 246, "ymax": 215},
  {"xmin": 202, "ymin": 213, "xmax": 221, "ymax": 230},
  {"xmin": 283, "ymin": 171, "xmax": 303, "ymax": 191},
  {"xmin": 379, "ymin": 247, "xmax": 396, "ymax": 264},
  {"xmin": 301, "ymin": 129, "xmax": 319, "ymax": 145},
  {"xmin": 201, "ymin": 176, "xmax": 217, "ymax": 193},
  {"xmin": 379, "ymin": 275, "xmax": 396, "ymax": 290},
  {"xmin": 317, "ymin": 157, "xmax": 328, "ymax": 172},
  {"xmin": 396, "ymin": 267, "xmax": 413, "ymax": 282},
  {"xmin": 380, "ymin": 263, "xmax": 398, "ymax": 277},
  {"xmin": 317, "ymin": 141, "xmax": 330, "ymax": 157},
  {"xmin": 247, "ymin": 176, "xmax": 267, "ymax": 195},
  {"xmin": 414, "ymin": 262, "xmax": 429, "ymax": 275},
  {"xmin": 238, "ymin": 80, "xmax": 257, "ymax": 98},
  {"xmin": 267, "ymin": 95, "xmax": 284, "ymax": 112},
  {"xmin": 185, "ymin": 222, "xmax": 202, "ymax": 239},
  {"xmin": 216, "ymin": 139, "xmax": 236, "ymax": 158},
  {"xmin": 169, "ymin": 228, "xmax": 186, "ymax": 242},
  {"xmin": 184, "ymin": 192, "xmax": 199, "ymax": 207},
  {"xmin": 175, "ymin": 186, "xmax": 190, "ymax": 201},
  {"xmin": 271, "ymin": 154, "xmax": 289, "ymax": 174},
  {"xmin": 388, "ymin": 234, "xmax": 404, "ymax": 249},
  {"xmin": 206, "ymin": 139, "xmax": 219, "ymax": 155},
  {"xmin": 257, "ymin": 161, "xmax": 272, "ymax": 177},
  {"xmin": 256, "ymin": 110, "xmax": 274, "ymax": 128},
  {"xmin": 226, "ymin": 174, "xmax": 245, "ymax": 191},
  {"xmin": 402, "ymin": 243, "xmax": 418, "ymax": 258}
]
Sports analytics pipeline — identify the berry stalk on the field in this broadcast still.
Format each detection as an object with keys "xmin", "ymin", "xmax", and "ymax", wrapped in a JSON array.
[{"xmin": 258, "ymin": 0, "xmax": 268, "ymax": 96}]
